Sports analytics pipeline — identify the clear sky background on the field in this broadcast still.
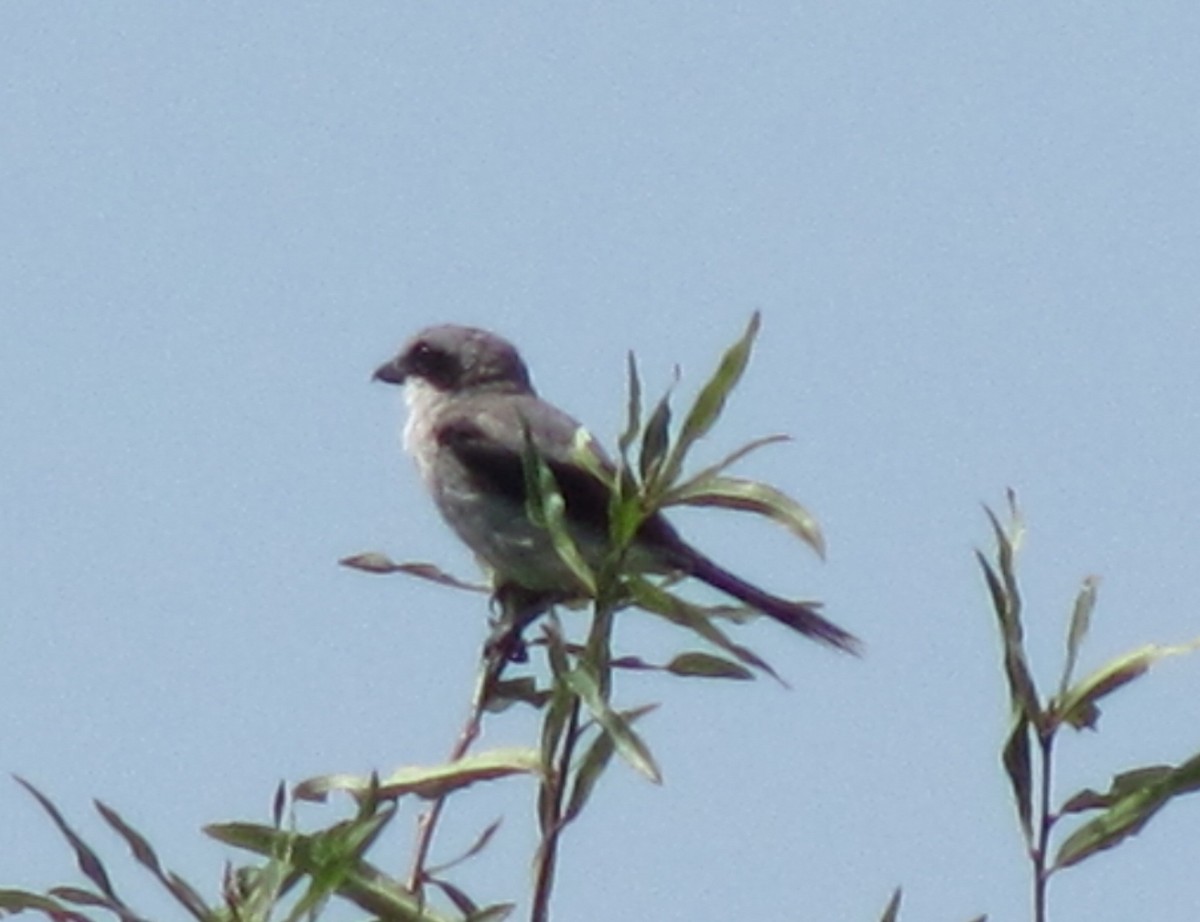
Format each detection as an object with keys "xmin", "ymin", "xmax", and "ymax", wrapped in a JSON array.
[{"xmin": 3, "ymin": 4, "xmax": 1199, "ymax": 920}]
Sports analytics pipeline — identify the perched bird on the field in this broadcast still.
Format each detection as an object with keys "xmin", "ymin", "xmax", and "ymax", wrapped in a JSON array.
[{"xmin": 374, "ymin": 324, "xmax": 858, "ymax": 653}]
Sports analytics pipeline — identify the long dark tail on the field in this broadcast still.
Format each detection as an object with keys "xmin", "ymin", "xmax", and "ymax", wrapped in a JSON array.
[{"xmin": 685, "ymin": 550, "xmax": 861, "ymax": 655}]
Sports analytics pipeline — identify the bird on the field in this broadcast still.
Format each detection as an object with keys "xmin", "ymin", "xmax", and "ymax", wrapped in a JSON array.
[{"xmin": 374, "ymin": 324, "xmax": 858, "ymax": 654}]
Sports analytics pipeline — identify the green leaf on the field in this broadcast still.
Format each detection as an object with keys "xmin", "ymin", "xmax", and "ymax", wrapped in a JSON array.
[
  {"xmin": 0, "ymin": 890, "xmax": 93, "ymax": 922},
  {"xmin": 981, "ymin": 496, "xmax": 1030, "ymax": 707},
  {"xmin": 537, "ymin": 618, "xmax": 578, "ymax": 834},
  {"xmin": 426, "ymin": 876, "xmax": 480, "ymax": 917},
  {"xmin": 664, "ymin": 474, "xmax": 825, "ymax": 559},
  {"xmin": 206, "ymin": 822, "xmax": 454, "ymax": 922},
  {"xmin": 484, "ymin": 677, "xmax": 552, "ymax": 713},
  {"xmin": 1058, "ymin": 576, "xmax": 1100, "ymax": 700},
  {"xmin": 660, "ymin": 312, "xmax": 762, "ymax": 488},
  {"xmin": 618, "ymin": 350, "xmax": 643, "ymax": 461},
  {"xmin": 627, "ymin": 577, "xmax": 784, "ymax": 684},
  {"xmin": 14, "ymin": 778, "xmax": 124, "ymax": 908},
  {"xmin": 1053, "ymin": 751, "xmax": 1200, "ymax": 870},
  {"xmin": 1060, "ymin": 765, "xmax": 1177, "ymax": 814},
  {"xmin": 564, "ymin": 705, "xmax": 658, "ymax": 825},
  {"xmin": 666, "ymin": 652, "xmax": 754, "ymax": 680},
  {"xmin": 671, "ymin": 434, "xmax": 791, "ymax": 488},
  {"xmin": 606, "ymin": 471, "xmax": 645, "ymax": 551},
  {"xmin": 639, "ymin": 384, "xmax": 674, "ymax": 486},
  {"xmin": 465, "ymin": 904, "xmax": 517, "ymax": 922},
  {"xmin": 1001, "ymin": 710, "xmax": 1035, "ymax": 847},
  {"xmin": 293, "ymin": 748, "xmax": 542, "ymax": 802},
  {"xmin": 424, "ymin": 819, "xmax": 503, "ymax": 877},
  {"xmin": 220, "ymin": 854, "xmax": 296, "ymax": 922},
  {"xmin": 521, "ymin": 422, "xmax": 596, "ymax": 595},
  {"xmin": 879, "ymin": 887, "xmax": 902, "ymax": 922},
  {"xmin": 542, "ymin": 615, "xmax": 572, "ymax": 681},
  {"xmin": 287, "ymin": 808, "xmax": 397, "ymax": 920},
  {"xmin": 609, "ymin": 654, "xmax": 659, "ymax": 671},
  {"xmin": 1054, "ymin": 639, "xmax": 1200, "ymax": 731},
  {"xmin": 272, "ymin": 779, "xmax": 289, "ymax": 829},
  {"xmin": 564, "ymin": 668, "xmax": 661, "ymax": 783},
  {"xmin": 43, "ymin": 888, "xmax": 109, "ymax": 910},
  {"xmin": 976, "ymin": 548, "xmax": 1042, "ymax": 728},
  {"xmin": 338, "ymin": 554, "xmax": 487, "ymax": 591},
  {"xmin": 93, "ymin": 801, "xmax": 213, "ymax": 922}
]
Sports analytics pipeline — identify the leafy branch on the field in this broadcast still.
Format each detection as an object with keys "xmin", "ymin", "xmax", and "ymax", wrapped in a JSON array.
[{"xmin": 978, "ymin": 491, "xmax": 1200, "ymax": 922}]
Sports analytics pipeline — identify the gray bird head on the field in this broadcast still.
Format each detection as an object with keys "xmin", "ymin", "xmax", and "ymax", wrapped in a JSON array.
[{"xmin": 374, "ymin": 324, "xmax": 535, "ymax": 395}]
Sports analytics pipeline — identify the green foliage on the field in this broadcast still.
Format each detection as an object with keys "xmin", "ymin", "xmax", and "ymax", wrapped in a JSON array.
[
  {"xmin": 976, "ymin": 493, "xmax": 1200, "ymax": 922},
  {"xmin": 343, "ymin": 312, "xmax": 830, "ymax": 919},
  {"xmin": 10, "ymin": 318, "xmax": 1199, "ymax": 922}
]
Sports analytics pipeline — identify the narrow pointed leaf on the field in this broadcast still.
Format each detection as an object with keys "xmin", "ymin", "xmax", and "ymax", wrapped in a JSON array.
[
  {"xmin": 542, "ymin": 615, "xmax": 572, "ymax": 681},
  {"xmin": 1053, "ymin": 751, "xmax": 1200, "ymax": 870},
  {"xmin": 538, "ymin": 621, "xmax": 576, "ymax": 816},
  {"xmin": 338, "ymin": 554, "xmax": 487, "ymax": 591},
  {"xmin": 339, "ymin": 551, "xmax": 406, "ymax": 573},
  {"xmin": 426, "ymin": 876, "xmax": 479, "ymax": 916},
  {"xmin": 272, "ymin": 779, "xmax": 289, "ymax": 829},
  {"xmin": 46, "ymin": 888, "xmax": 109, "ymax": 909},
  {"xmin": 294, "ymin": 748, "xmax": 541, "ymax": 802},
  {"xmin": 1001, "ymin": 711, "xmax": 1035, "ymax": 846},
  {"xmin": 664, "ymin": 474, "xmax": 825, "ymax": 558},
  {"xmin": 94, "ymin": 801, "xmax": 213, "ymax": 922},
  {"xmin": 564, "ymin": 668, "xmax": 661, "ymax": 783},
  {"xmin": 564, "ymin": 705, "xmax": 658, "ymax": 826},
  {"xmin": 879, "ymin": 887, "xmax": 902, "ymax": 922},
  {"xmin": 976, "ymin": 550, "xmax": 1042, "ymax": 726},
  {"xmin": 1056, "ymin": 639, "xmax": 1200, "ymax": 731},
  {"xmin": 672, "ymin": 434, "xmax": 791, "ymax": 490},
  {"xmin": 982, "ymin": 499, "xmax": 1025, "ymax": 650},
  {"xmin": 609, "ymin": 654, "xmax": 658, "ymax": 671},
  {"xmin": 93, "ymin": 801, "xmax": 159, "ymax": 873},
  {"xmin": 1058, "ymin": 576, "xmax": 1100, "ymax": 699},
  {"xmin": 639, "ymin": 386, "xmax": 674, "ymax": 486},
  {"xmin": 662, "ymin": 312, "xmax": 762, "ymax": 486},
  {"xmin": 521, "ymin": 424, "xmax": 596, "ymax": 595},
  {"xmin": 666, "ymin": 652, "xmax": 754, "ymax": 680},
  {"xmin": 465, "ymin": 905, "xmax": 516, "ymax": 922},
  {"xmin": 425, "ymin": 819, "xmax": 503, "ymax": 877},
  {"xmin": 606, "ymin": 470, "xmax": 645, "ymax": 550},
  {"xmin": 14, "ymin": 778, "xmax": 122, "ymax": 906},
  {"xmin": 618, "ymin": 350, "xmax": 643, "ymax": 460},
  {"xmin": 206, "ymin": 822, "xmax": 453, "ymax": 922},
  {"xmin": 0, "ymin": 890, "xmax": 93, "ymax": 922},
  {"xmin": 484, "ymin": 677, "xmax": 551, "ymax": 713},
  {"xmin": 627, "ymin": 577, "xmax": 784, "ymax": 684},
  {"xmin": 220, "ymin": 861, "xmax": 294, "ymax": 922},
  {"xmin": 1060, "ymin": 765, "xmax": 1177, "ymax": 814}
]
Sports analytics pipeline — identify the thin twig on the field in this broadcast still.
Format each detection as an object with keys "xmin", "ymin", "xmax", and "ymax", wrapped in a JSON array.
[
  {"xmin": 530, "ymin": 582, "xmax": 619, "ymax": 921},
  {"xmin": 530, "ymin": 697, "xmax": 582, "ymax": 922},
  {"xmin": 407, "ymin": 645, "xmax": 509, "ymax": 894},
  {"xmin": 1033, "ymin": 731, "xmax": 1056, "ymax": 922}
]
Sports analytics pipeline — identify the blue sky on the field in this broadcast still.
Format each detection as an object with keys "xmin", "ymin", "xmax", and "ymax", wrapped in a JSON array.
[{"xmin": 3, "ymin": 4, "xmax": 1199, "ymax": 920}]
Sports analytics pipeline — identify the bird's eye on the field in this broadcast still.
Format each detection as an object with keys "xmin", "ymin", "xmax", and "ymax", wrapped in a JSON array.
[{"xmin": 407, "ymin": 341, "xmax": 458, "ymax": 386}]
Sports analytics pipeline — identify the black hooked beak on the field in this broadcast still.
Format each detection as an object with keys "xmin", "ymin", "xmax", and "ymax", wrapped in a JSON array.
[{"xmin": 372, "ymin": 355, "xmax": 407, "ymax": 385}]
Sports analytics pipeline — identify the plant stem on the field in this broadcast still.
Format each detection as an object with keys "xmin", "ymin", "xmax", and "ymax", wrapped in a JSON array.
[
  {"xmin": 530, "ymin": 696, "xmax": 582, "ymax": 922},
  {"xmin": 407, "ymin": 646, "xmax": 508, "ymax": 894},
  {"xmin": 1033, "ymin": 731, "xmax": 1055, "ymax": 922}
]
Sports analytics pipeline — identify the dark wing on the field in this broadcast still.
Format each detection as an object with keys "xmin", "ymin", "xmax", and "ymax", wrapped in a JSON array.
[{"xmin": 434, "ymin": 392, "xmax": 616, "ymax": 530}]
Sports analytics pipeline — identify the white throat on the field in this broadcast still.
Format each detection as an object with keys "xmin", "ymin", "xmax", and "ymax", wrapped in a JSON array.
[{"xmin": 402, "ymin": 377, "xmax": 448, "ymax": 482}]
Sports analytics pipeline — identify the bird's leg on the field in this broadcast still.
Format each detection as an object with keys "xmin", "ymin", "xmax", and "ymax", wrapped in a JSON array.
[{"xmin": 485, "ymin": 584, "xmax": 560, "ymax": 664}]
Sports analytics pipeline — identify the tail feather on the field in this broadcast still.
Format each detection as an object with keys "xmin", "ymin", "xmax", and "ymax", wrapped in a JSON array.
[{"xmin": 685, "ymin": 551, "xmax": 861, "ymax": 655}]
